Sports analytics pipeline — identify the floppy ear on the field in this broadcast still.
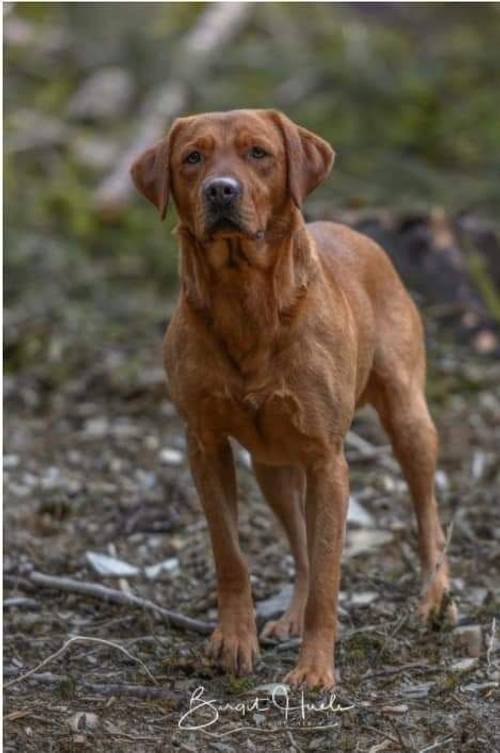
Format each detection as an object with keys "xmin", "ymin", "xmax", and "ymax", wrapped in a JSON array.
[
  {"xmin": 130, "ymin": 138, "xmax": 170, "ymax": 220},
  {"xmin": 270, "ymin": 111, "xmax": 335, "ymax": 208}
]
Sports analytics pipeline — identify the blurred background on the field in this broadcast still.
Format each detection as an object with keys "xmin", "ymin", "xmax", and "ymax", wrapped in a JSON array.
[
  {"xmin": 4, "ymin": 5, "xmax": 500, "ymax": 750},
  {"xmin": 5, "ymin": 2, "xmax": 500, "ymax": 363}
]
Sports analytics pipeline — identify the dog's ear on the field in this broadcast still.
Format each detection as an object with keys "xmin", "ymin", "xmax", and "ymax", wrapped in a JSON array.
[
  {"xmin": 270, "ymin": 111, "xmax": 335, "ymax": 208},
  {"xmin": 130, "ymin": 137, "xmax": 171, "ymax": 220}
]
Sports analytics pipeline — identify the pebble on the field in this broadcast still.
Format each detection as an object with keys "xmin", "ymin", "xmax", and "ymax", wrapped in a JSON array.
[
  {"xmin": 144, "ymin": 557, "xmax": 179, "ymax": 579},
  {"xmin": 159, "ymin": 447, "xmax": 184, "ymax": 465},
  {"xmin": 86, "ymin": 551, "xmax": 139, "ymax": 577},
  {"xmin": 348, "ymin": 496, "xmax": 374, "ymax": 527},
  {"xmin": 450, "ymin": 657, "xmax": 478, "ymax": 672},
  {"xmin": 349, "ymin": 591, "xmax": 378, "ymax": 607},
  {"xmin": 67, "ymin": 712, "xmax": 99, "ymax": 733},
  {"xmin": 256, "ymin": 585, "xmax": 293, "ymax": 621},
  {"xmin": 344, "ymin": 529, "xmax": 393, "ymax": 558},
  {"xmin": 381, "ymin": 704, "xmax": 408, "ymax": 714}
]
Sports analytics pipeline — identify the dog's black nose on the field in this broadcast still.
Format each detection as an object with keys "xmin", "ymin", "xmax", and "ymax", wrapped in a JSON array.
[{"xmin": 203, "ymin": 177, "xmax": 242, "ymax": 210}]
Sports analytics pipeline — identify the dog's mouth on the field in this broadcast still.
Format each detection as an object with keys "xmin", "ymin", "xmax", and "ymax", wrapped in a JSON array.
[
  {"xmin": 208, "ymin": 215, "xmax": 243, "ymax": 235},
  {"xmin": 203, "ymin": 212, "xmax": 262, "ymax": 241}
]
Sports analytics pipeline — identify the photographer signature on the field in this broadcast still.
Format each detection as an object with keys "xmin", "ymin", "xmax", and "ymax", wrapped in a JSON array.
[{"xmin": 178, "ymin": 684, "xmax": 354, "ymax": 733}]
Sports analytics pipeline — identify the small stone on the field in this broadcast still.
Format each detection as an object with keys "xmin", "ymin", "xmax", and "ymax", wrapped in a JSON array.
[
  {"xmin": 350, "ymin": 591, "xmax": 378, "ymax": 607},
  {"xmin": 344, "ymin": 529, "xmax": 393, "ymax": 558},
  {"xmin": 256, "ymin": 585, "xmax": 293, "ymax": 621},
  {"xmin": 450, "ymin": 658, "xmax": 478, "ymax": 672},
  {"xmin": 159, "ymin": 447, "xmax": 184, "ymax": 466},
  {"xmin": 144, "ymin": 558, "xmax": 179, "ymax": 579},
  {"xmin": 400, "ymin": 682, "xmax": 434, "ymax": 698},
  {"xmin": 67, "ymin": 711, "xmax": 99, "ymax": 732},
  {"xmin": 453, "ymin": 625, "xmax": 482, "ymax": 658},
  {"xmin": 86, "ymin": 551, "xmax": 139, "ymax": 577},
  {"xmin": 347, "ymin": 496, "xmax": 374, "ymax": 527},
  {"xmin": 381, "ymin": 704, "xmax": 408, "ymax": 714}
]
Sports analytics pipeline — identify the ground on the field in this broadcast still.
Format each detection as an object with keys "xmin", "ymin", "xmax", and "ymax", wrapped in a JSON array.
[
  {"xmin": 4, "ymin": 4, "xmax": 500, "ymax": 750},
  {"xmin": 3, "ymin": 238, "xmax": 500, "ymax": 753}
]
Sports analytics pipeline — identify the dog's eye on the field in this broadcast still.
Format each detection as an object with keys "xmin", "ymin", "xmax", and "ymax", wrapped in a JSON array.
[
  {"xmin": 185, "ymin": 151, "xmax": 202, "ymax": 165},
  {"xmin": 249, "ymin": 146, "xmax": 268, "ymax": 159}
]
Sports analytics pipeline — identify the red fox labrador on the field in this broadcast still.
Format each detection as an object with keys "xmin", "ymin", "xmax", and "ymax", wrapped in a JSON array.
[{"xmin": 131, "ymin": 109, "xmax": 456, "ymax": 689}]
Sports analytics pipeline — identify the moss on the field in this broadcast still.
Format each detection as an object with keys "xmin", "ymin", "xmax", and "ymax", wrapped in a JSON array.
[
  {"xmin": 225, "ymin": 675, "xmax": 255, "ymax": 695},
  {"xmin": 57, "ymin": 675, "xmax": 77, "ymax": 700}
]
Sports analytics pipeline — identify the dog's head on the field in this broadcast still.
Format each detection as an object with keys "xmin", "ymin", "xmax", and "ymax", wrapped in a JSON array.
[{"xmin": 130, "ymin": 109, "xmax": 334, "ymax": 243}]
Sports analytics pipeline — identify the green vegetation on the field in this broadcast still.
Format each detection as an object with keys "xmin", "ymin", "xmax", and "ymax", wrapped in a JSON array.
[{"xmin": 5, "ymin": 3, "xmax": 500, "ymax": 294}]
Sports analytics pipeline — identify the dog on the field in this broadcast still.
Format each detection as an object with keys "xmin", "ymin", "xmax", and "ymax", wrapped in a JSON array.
[{"xmin": 131, "ymin": 109, "xmax": 456, "ymax": 689}]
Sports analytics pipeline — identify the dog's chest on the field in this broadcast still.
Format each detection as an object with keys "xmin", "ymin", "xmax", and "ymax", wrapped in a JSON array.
[{"xmin": 198, "ymin": 375, "xmax": 328, "ymax": 464}]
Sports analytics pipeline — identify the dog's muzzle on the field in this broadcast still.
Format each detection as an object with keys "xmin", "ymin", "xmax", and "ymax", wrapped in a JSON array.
[{"xmin": 202, "ymin": 176, "xmax": 243, "ymax": 233}]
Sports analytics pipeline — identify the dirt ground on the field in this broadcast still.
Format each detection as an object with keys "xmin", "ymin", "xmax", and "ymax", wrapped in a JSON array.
[{"xmin": 3, "ymin": 242, "xmax": 500, "ymax": 753}]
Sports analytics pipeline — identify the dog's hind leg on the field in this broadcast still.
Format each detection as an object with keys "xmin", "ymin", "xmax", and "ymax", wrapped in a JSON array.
[
  {"xmin": 252, "ymin": 462, "xmax": 309, "ymax": 640},
  {"xmin": 370, "ymin": 376, "xmax": 457, "ymax": 623}
]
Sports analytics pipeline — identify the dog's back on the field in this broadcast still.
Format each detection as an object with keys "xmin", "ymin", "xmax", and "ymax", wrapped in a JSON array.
[{"xmin": 309, "ymin": 221, "xmax": 425, "ymax": 395}]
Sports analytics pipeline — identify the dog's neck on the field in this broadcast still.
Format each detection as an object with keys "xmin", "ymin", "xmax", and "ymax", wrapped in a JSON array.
[{"xmin": 176, "ymin": 210, "xmax": 317, "ymax": 374}]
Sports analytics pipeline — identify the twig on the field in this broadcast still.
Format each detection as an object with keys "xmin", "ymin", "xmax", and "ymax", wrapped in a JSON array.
[
  {"xmin": 102, "ymin": 732, "xmax": 161, "ymax": 743},
  {"xmin": 5, "ymin": 635, "xmax": 158, "ymax": 688},
  {"xmin": 3, "ymin": 597, "xmax": 39, "ymax": 609},
  {"xmin": 486, "ymin": 617, "xmax": 497, "ymax": 670},
  {"xmin": 417, "ymin": 736, "xmax": 454, "ymax": 753},
  {"xmin": 16, "ymin": 671, "xmax": 179, "ymax": 701},
  {"xmin": 29, "ymin": 570, "xmax": 214, "ymax": 634},
  {"xmin": 368, "ymin": 741, "xmax": 392, "ymax": 753},
  {"xmin": 364, "ymin": 724, "xmax": 400, "ymax": 747}
]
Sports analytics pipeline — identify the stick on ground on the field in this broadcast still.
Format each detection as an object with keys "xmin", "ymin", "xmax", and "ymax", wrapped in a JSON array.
[
  {"xmin": 29, "ymin": 570, "xmax": 214, "ymax": 635},
  {"xmin": 5, "ymin": 635, "xmax": 158, "ymax": 688}
]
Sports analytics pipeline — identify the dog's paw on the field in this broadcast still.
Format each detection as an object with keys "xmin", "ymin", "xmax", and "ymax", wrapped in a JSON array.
[
  {"xmin": 207, "ymin": 624, "xmax": 259, "ymax": 676},
  {"xmin": 261, "ymin": 608, "xmax": 304, "ymax": 641},
  {"xmin": 419, "ymin": 589, "xmax": 458, "ymax": 627},
  {"xmin": 419, "ymin": 572, "xmax": 458, "ymax": 627},
  {"xmin": 284, "ymin": 659, "xmax": 336, "ymax": 691}
]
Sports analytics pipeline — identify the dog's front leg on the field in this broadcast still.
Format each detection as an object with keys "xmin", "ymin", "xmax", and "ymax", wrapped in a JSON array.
[
  {"xmin": 187, "ymin": 431, "xmax": 258, "ymax": 675},
  {"xmin": 285, "ymin": 447, "xmax": 348, "ymax": 690}
]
